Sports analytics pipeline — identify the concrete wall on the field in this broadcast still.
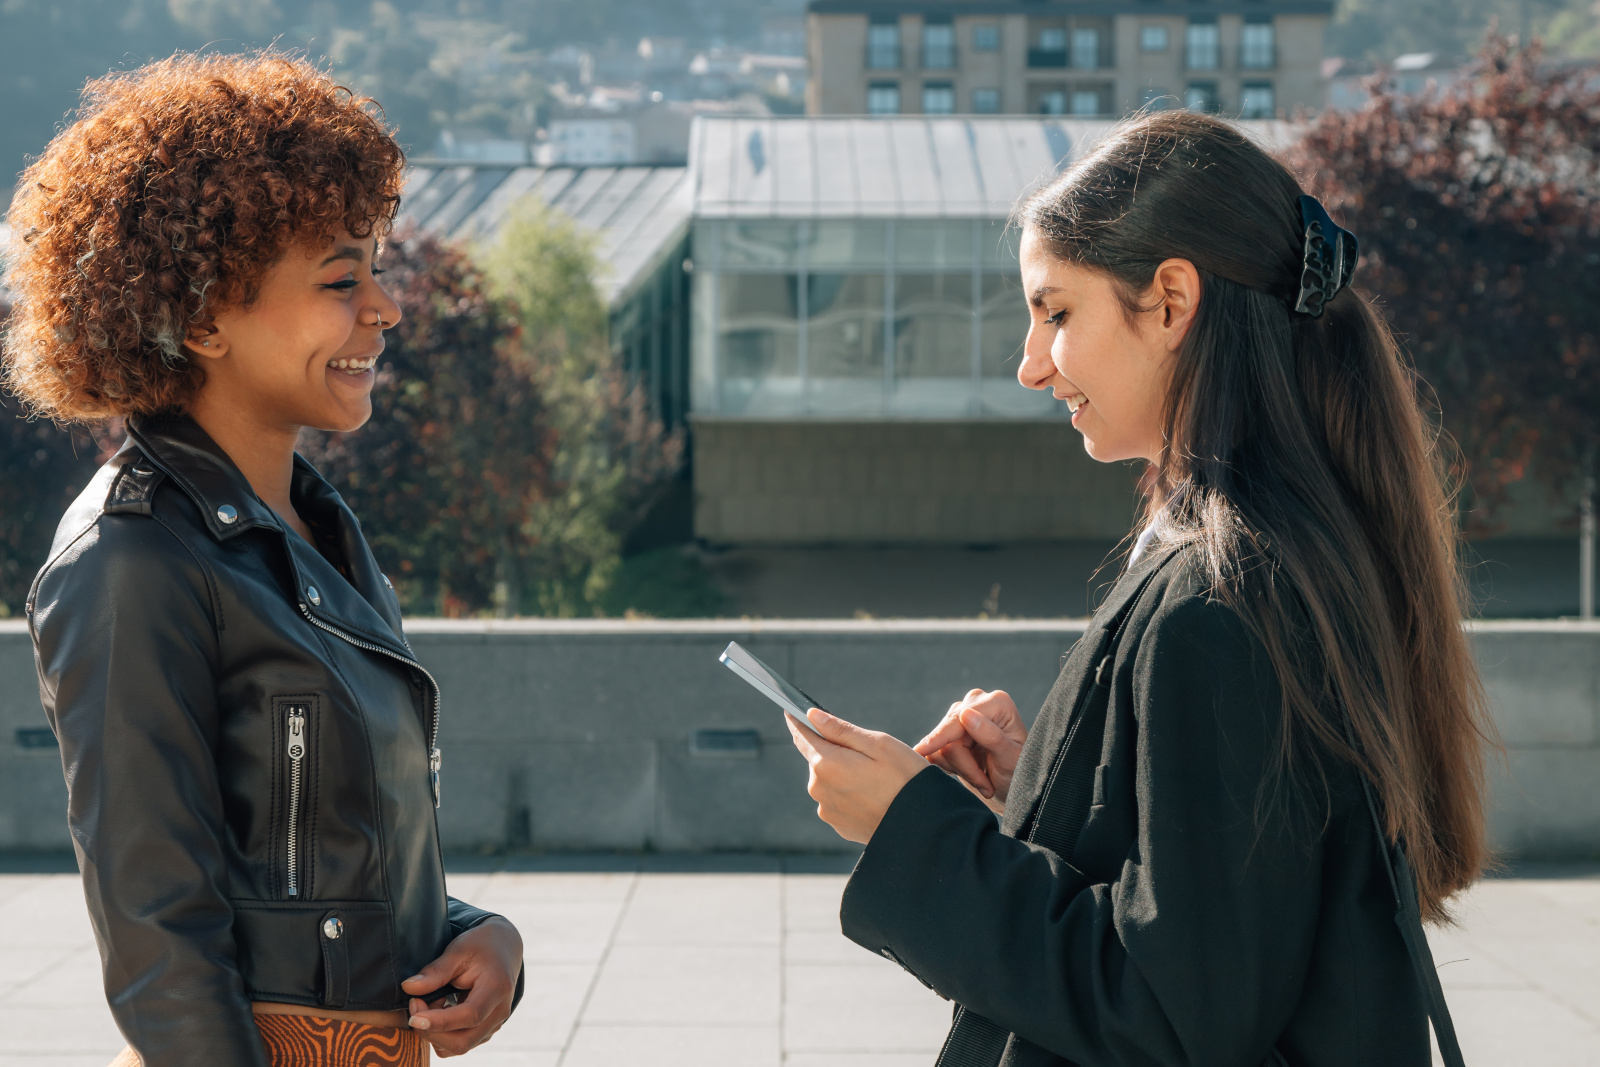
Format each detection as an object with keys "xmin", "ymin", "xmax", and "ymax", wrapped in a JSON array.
[
  {"xmin": 692, "ymin": 419, "xmax": 1144, "ymax": 544},
  {"xmin": 2, "ymin": 619, "xmax": 1598, "ymax": 859}
]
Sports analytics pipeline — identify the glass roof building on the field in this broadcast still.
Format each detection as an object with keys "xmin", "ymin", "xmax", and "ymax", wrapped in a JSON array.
[
  {"xmin": 687, "ymin": 116, "xmax": 1084, "ymax": 421},
  {"xmin": 400, "ymin": 116, "xmax": 1300, "ymax": 547}
]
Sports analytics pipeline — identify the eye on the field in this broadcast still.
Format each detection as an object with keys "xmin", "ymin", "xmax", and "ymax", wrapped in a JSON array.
[
  {"xmin": 1044, "ymin": 309, "xmax": 1067, "ymax": 326},
  {"xmin": 372, "ymin": 268, "xmax": 386, "ymax": 277},
  {"xmin": 322, "ymin": 278, "xmax": 359, "ymax": 292}
]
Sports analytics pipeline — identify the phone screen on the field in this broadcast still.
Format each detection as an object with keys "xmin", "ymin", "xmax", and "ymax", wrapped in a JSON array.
[{"xmin": 719, "ymin": 641, "xmax": 827, "ymax": 718}]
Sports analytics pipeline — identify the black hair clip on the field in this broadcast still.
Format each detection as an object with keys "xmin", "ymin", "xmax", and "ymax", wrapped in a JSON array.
[{"xmin": 1293, "ymin": 195, "xmax": 1359, "ymax": 318}]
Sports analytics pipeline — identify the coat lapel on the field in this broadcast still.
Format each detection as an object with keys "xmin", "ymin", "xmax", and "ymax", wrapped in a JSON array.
[{"xmin": 1001, "ymin": 543, "xmax": 1182, "ymax": 839}]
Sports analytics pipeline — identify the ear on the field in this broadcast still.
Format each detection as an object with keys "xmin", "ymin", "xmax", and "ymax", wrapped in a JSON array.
[
  {"xmin": 1151, "ymin": 258, "xmax": 1202, "ymax": 352},
  {"xmin": 183, "ymin": 327, "xmax": 226, "ymax": 360}
]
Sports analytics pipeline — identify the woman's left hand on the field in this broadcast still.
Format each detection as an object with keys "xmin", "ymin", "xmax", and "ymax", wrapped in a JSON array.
[
  {"xmin": 403, "ymin": 916, "xmax": 523, "ymax": 1057},
  {"xmin": 787, "ymin": 707, "xmax": 930, "ymax": 844}
]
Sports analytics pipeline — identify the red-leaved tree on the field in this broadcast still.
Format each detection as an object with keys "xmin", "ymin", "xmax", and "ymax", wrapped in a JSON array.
[
  {"xmin": 300, "ymin": 229, "xmax": 682, "ymax": 617},
  {"xmin": 1288, "ymin": 37, "xmax": 1600, "ymax": 533}
]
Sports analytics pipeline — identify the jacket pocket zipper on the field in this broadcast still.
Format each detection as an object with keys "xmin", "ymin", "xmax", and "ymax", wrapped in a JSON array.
[{"xmin": 285, "ymin": 705, "xmax": 307, "ymax": 897}]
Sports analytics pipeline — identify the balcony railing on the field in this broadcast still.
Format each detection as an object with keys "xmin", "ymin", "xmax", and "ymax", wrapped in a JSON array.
[{"xmin": 1027, "ymin": 48, "xmax": 1068, "ymax": 68}]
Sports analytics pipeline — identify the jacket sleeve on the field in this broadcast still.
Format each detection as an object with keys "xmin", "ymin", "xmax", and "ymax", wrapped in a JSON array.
[
  {"xmin": 445, "ymin": 898, "xmax": 525, "ymax": 1011},
  {"xmin": 30, "ymin": 516, "xmax": 270, "ymax": 1067},
  {"xmin": 840, "ymin": 594, "xmax": 1324, "ymax": 1066}
]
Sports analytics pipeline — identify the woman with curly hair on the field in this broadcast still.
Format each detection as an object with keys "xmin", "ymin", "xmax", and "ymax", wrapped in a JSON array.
[{"xmin": 5, "ymin": 53, "xmax": 524, "ymax": 1066}]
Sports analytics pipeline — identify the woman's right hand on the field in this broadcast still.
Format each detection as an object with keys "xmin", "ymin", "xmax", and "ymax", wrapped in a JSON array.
[{"xmin": 913, "ymin": 689, "xmax": 1028, "ymax": 811}]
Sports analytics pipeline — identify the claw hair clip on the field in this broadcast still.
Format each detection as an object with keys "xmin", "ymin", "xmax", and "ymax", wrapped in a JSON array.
[{"xmin": 1293, "ymin": 195, "xmax": 1360, "ymax": 318}]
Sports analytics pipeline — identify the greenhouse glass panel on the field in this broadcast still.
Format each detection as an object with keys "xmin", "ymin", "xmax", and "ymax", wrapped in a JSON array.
[
  {"xmin": 719, "ymin": 222, "xmax": 802, "ymax": 270},
  {"xmin": 805, "ymin": 220, "xmax": 888, "ymax": 270},
  {"xmin": 807, "ymin": 273, "xmax": 888, "ymax": 414},
  {"xmin": 980, "ymin": 221, "xmax": 1022, "ymax": 268},
  {"xmin": 717, "ymin": 273, "xmax": 801, "ymax": 414},
  {"xmin": 895, "ymin": 220, "xmax": 974, "ymax": 271},
  {"xmin": 893, "ymin": 272, "xmax": 974, "ymax": 416}
]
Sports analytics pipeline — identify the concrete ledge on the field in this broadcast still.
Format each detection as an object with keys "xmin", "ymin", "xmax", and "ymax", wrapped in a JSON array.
[{"xmin": 2, "ymin": 619, "xmax": 1597, "ymax": 858}]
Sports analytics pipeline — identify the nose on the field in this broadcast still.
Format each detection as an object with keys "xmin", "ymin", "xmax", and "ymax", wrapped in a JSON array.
[
  {"xmin": 371, "ymin": 280, "xmax": 402, "ymax": 330},
  {"xmin": 1017, "ymin": 320, "xmax": 1056, "ymax": 391}
]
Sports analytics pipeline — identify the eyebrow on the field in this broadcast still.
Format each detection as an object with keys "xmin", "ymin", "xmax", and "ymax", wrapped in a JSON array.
[
  {"xmin": 1029, "ymin": 285, "xmax": 1063, "ymax": 306},
  {"xmin": 319, "ymin": 245, "xmax": 366, "ymax": 267}
]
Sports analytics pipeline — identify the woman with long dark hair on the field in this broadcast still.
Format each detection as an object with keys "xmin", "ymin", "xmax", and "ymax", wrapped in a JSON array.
[
  {"xmin": 786, "ymin": 111, "xmax": 1493, "ymax": 1065},
  {"xmin": 7, "ymin": 54, "xmax": 523, "ymax": 1065}
]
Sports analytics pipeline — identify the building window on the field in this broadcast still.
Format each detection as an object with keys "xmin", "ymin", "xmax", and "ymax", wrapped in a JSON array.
[
  {"xmin": 1030, "ymin": 27, "xmax": 1067, "ymax": 68},
  {"xmin": 868, "ymin": 82, "xmax": 901, "ymax": 114},
  {"xmin": 923, "ymin": 21, "xmax": 955, "ymax": 68},
  {"xmin": 1140, "ymin": 25, "xmax": 1169, "ymax": 52},
  {"xmin": 867, "ymin": 18, "xmax": 901, "ymax": 70},
  {"xmin": 1241, "ymin": 83, "xmax": 1276, "ymax": 119},
  {"xmin": 1071, "ymin": 28, "xmax": 1101, "ymax": 70},
  {"xmin": 1185, "ymin": 82, "xmax": 1218, "ymax": 113},
  {"xmin": 1241, "ymin": 20, "xmax": 1276, "ymax": 70},
  {"xmin": 972, "ymin": 87, "xmax": 1002, "ymax": 114},
  {"xmin": 973, "ymin": 24, "xmax": 1000, "ymax": 51},
  {"xmin": 1038, "ymin": 89, "xmax": 1066, "ymax": 115},
  {"xmin": 1186, "ymin": 21, "xmax": 1220, "ymax": 70},
  {"xmin": 1071, "ymin": 88, "xmax": 1103, "ymax": 117},
  {"xmin": 922, "ymin": 82, "xmax": 955, "ymax": 114},
  {"xmin": 1141, "ymin": 87, "xmax": 1171, "ymax": 110}
]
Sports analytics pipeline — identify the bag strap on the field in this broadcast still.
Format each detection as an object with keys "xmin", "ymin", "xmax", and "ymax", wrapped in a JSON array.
[
  {"xmin": 935, "ymin": 560, "xmax": 1168, "ymax": 1067},
  {"xmin": 1348, "ymin": 735, "xmax": 1468, "ymax": 1066}
]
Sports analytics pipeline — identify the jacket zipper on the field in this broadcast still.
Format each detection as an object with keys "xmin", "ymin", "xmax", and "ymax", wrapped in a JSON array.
[
  {"xmin": 297, "ymin": 603, "xmax": 443, "ymax": 807},
  {"xmin": 285, "ymin": 705, "xmax": 307, "ymax": 897}
]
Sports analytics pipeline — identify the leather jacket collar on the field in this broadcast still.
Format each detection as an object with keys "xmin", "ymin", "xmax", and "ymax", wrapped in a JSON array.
[{"xmin": 126, "ymin": 412, "xmax": 410, "ymax": 658}]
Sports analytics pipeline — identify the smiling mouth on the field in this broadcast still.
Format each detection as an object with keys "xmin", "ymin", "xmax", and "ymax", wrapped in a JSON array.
[
  {"xmin": 329, "ymin": 357, "xmax": 377, "ymax": 376},
  {"xmin": 1057, "ymin": 392, "xmax": 1087, "ymax": 414}
]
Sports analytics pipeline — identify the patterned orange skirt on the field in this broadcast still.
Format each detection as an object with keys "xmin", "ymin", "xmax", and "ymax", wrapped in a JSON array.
[{"xmin": 109, "ymin": 1015, "xmax": 429, "ymax": 1067}]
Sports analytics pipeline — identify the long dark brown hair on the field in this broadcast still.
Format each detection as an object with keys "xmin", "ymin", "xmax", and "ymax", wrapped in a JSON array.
[{"xmin": 1021, "ymin": 111, "xmax": 1492, "ymax": 920}]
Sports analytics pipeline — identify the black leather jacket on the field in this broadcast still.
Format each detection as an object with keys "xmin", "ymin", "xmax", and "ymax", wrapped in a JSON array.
[{"xmin": 28, "ymin": 414, "xmax": 512, "ymax": 1066}]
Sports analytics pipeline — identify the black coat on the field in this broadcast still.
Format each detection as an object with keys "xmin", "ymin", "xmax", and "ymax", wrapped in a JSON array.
[
  {"xmin": 841, "ymin": 545, "xmax": 1429, "ymax": 1066},
  {"xmin": 28, "ymin": 414, "xmax": 513, "ymax": 1067}
]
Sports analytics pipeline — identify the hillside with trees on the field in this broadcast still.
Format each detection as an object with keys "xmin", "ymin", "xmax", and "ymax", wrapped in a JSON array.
[
  {"xmin": 1330, "ymin": 0, "xmax": 1600, "ymax": 63},
  {"xmin": 0, "ymin": 0, "xmax": 798, "ymax": 205}
]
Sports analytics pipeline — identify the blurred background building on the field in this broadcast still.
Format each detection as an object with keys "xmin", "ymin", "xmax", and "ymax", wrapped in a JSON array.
[{"xmin": 806, "ymin": 1, "xmax": 1333, "ymax": 117}]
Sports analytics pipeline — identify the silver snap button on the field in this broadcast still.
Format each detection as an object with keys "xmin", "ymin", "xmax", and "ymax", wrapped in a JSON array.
[
  {"xmin": 322, "ymin": 917, "xmax": 343, "ymax": 940},
  {"xmin": 306, "ymin": 586, "xmax": 321, "ymax": 606},
  {"xmin": 131, "ymin": 466, "xmax": 153, "ymax": 477},
  {"xmin": 216, "ymin": 504, "xmax": 238, "ymax": 524}
]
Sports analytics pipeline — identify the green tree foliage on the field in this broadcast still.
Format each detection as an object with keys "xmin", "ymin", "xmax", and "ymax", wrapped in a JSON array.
[
  {"xmin": 299, "ymin": 215, "xmax": 681, "ymax": 617},
  {"xmin": 1288, "ymin": 37, "xmax": 1600, "ymax": 532},
  {"xmin": 477, "ymin": 198, "xmax": 686, "ymax": 612}
]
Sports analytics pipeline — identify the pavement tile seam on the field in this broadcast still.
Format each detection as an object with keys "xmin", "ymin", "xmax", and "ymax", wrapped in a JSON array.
[{"xmin": 554, "ymin": 870, "xmax": 641, "ymax": 1067}]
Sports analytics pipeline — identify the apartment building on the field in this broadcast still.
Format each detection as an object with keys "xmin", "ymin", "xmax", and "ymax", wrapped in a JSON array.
[{"xmin": 807, "ymin": 1, "xmax": 1332, "ymax": 119}]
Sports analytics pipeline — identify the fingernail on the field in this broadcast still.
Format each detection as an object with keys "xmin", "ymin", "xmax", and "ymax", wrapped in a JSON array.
[
  {"xmin": 405, "ymin": 974, "xmax": 425, "ymax": 984},
  {"xmin": 410, "ymin": 1016, "xmax": 431, "ymax": 1030},
  {"xmin": 809, "ymin": 708, "xmax": 832, "ymax": 722}
]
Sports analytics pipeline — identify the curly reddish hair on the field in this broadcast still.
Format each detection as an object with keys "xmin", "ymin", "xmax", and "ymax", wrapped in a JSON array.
[{"xmin": 2, "ymin": 51, "xmax": 405, "ymax": 421}]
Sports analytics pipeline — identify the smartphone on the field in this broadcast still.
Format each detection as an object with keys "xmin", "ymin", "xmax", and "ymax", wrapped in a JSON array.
[{"xmin": 718, "ymin": 641, "xmax": 828, "ymax": 719}]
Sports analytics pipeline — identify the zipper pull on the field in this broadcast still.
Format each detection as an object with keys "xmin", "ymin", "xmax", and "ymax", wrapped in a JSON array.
[
  {"xmin": 430, "ymin": 747, "xmax": 442, "ymax": 808},
  {"xmin": 287, "ymin": 709, "xmax": 306, "ymax": 761}
]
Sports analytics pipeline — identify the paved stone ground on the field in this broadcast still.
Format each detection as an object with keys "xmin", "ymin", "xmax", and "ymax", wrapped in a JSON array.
[{"xmin": 1, "ymin": 856, "xmax": 1597, "ymax": 1066}]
